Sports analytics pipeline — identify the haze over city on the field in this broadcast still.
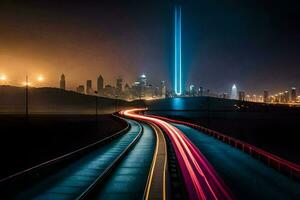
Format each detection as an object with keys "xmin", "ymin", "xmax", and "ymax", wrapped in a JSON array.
[{"xmin": 1, "ymin": 0, "xmax": 300, "ymax": 93}]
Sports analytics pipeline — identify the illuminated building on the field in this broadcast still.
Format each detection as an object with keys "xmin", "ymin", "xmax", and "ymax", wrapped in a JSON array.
[
  {"xmin": 86, "ymin": 80, "xmax": 93, "ymax": 94},
  {"xmin": 189, "ymin": 84, "xmax": 196, "ymax": 96},
  {"xmin": 131, "ymin": 81, "xmax": 142, "ymax": 99},
  {"xmin": 104, "ymin": 84, "xmax": 115, "ymax": 97},
  {"xmin": 174, "ymin": 4, "xmax": 182, "ymax": 95},
  {"xmin": 199, "ymin": 87, "xmax": 204, "ymax": 96},
  {"xmin": 284, "ymin": 91, "xmax": 289, "ymax": 102},
  {"xmin": 124, "ymin": 83, "xmax": 131, "ymax": 99},
  {"xmin": 291, "ymin": 87, "xmax": 297, "ymax": 102},
  {"xmin": 139, "ymin": 74, "xmax": 147, "ymax": 86},
  {"xmin": 238, "ymin": 91, "xmax": 245, "ymax": 101},
  {"xmin": 97, "ymin": 75, "xmax": 104, "ymax": 95},
  {"xmin": 231, "ymin": 84, "xmax": 238, "ymax": 100},
  {"xmin": 252, "ymin": 94, "xmax": 257, "ymax": 102},
  {"xmin": 76, "ymin": 85, "xmax": 84, "ymax": 94},
  {"xmin": 160, "ymin": 81, "xmax": 166, "ymax": 98},
  {"xmin": 245, "ymin": 95, "xmax": 251, "ymax": 101},
  {"xmin": 116, "ymin": 76, "xmax": 123, "ymax": 96},
  {"xmin": 60, "ymin": 74, "xmax": 66, "ymax": 90},
  {"xmin": 263, "ymin": 90, "xmax": 269, "ymax": 103},
  {"xmin": 222, "ymin": 93, "xmax": 229, "ymax": 99}
]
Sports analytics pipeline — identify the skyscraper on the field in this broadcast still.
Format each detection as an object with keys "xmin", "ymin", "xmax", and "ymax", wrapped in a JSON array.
[
  {"xmin": 189, "ymin": 84, "xmax": 196, "ymax": 96},
  {"xmin": 284, "ymin": 91, "xmax": 289, "ymax": 102},
  {"xmin": 60, "ymin": 74, "xmax": 66, "ymax": 90},
  {"xmin": 263, "ymin": 90, "xmax": 269, "ymax": 103},
  {"xmin": 291, "ymin": 87, "xmax": 297, "ymax": 102},
  {"xmin": 231, "ymin": 84, "xmax": 238, "ymax": 100},
  {"xmin": 124, "ymin": 83, "xmax": 131, "ymax": 99},
  {"xmin": 238, "ymin": 91, "xmax": 245, "ymax": 101},
  {"xmin": 116, "ymin": 76, "xmax": 123, "ymax": 96},
  {"xmin": 160, "ymin": 81, "xmax": 166, "ymax": 98},
  {"xmin": 97, "ymin": 75, "xmax": 104, "ymax": 95},
  {"xmin": 139, "ymin": 74, "xmax": 147, "ymax": 86},
  {"xmin": 86, "ymin": 80, "xmax": 93, "ymax": 94}
]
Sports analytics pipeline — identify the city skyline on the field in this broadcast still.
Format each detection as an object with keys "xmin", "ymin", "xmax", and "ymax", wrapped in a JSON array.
[{"xmin": 0, "ymin": 1, "xmax": 300, "ymax": 93}]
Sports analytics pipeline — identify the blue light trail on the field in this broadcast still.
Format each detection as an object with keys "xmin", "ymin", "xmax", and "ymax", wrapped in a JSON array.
[{"xmin": 174, "ymin": 4, "xmax": 182, "ymax": 95}]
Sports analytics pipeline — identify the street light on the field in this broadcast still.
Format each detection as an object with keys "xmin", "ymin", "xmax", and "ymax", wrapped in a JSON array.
[
  {"xmin": 37, "ymin": 75, "xmax": 44, "ymax": 82},
  {"xmin": 25, "ymin": 76, "xmax": 29, "ymax": 117},
  {"xmin": 0, "ymin": 74, "xmax": 6, "ymax": 81}
]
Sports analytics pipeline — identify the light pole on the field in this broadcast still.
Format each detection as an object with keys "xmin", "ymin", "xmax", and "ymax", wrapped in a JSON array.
[{"xmin": 25, "ymin": 75, "xmax": 29, "ymax": 118}]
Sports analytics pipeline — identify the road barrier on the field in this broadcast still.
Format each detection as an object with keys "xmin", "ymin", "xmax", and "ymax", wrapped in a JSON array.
[{"xmin": 149, "ymin": 115, "xmax": 300, "ymax": 181}]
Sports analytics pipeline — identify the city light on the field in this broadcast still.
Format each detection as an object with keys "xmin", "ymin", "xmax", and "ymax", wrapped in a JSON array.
[
  {"xmin": 37, "ymin": 75, "xmax": 44, "ymax": 82},
  {"xmin": 174, "ymin": 4, "xmax": 182, "ymax": 95},
  {"xmin": 0, "ymin": 74, "xmax": 7, "ymax": 81},
  {"xmin": 22, "ymin": 81, "xmax": 31, "ymax": 86}
]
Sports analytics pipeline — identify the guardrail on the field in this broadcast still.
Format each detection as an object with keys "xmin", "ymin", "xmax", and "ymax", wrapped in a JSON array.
[
  {"xmin": 0, "ymin": 114, "xmax": 131, "ymax": 196},
  {"xmin": 78, "ymin": 120, "xmax": 143, "ymax": 200},
  {"xmin": 148, "ymin": 115, "xmax": 300, "ymax": 181}
]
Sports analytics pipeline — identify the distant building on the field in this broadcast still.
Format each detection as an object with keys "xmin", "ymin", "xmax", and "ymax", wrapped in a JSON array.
[
  {"xmin": 116, "ymin": 77, "xmax": 123, "ymax": 96},
  {"xmin": 252, "ymin": 94, "xmax": 257, "ymax": 102},
  {"xmin": 291, "ymin": 87, "xmax": 297, "ymax": 102},
  {"xmin": 124, "ymin": 83, "xmax": 131, "ymax": 99},
  {"xmin": 97, "ymin": 75, "xmax": 104, "ymax": 95},
  {"xmin": 263, "ymin": 90, "xmax": 269, "ymax": 103},
  {"xmin": 238, "ymin": 91, "xmax": 245, "ymax": 101},
  {"xmin": 131, "ymin": 81, "xmax": 142, "ymax": 99},
  {"xmin": 139, "ymin": 74, "xmax": 147, "ymax": 86},
  {"xmin": 76, "ymin": 85, "xmax": 85, "ymax": 94},
  {"xmin": 160, "ymin": 81, "xmax": 166, "ymax": 98},
  {"xmin": 189, "ymin": 85, "xmax": 196, "ymax": 96},
  {"xmin": 222, "ymin": 93, "xmax": 229, "ymax": 99},
  {"xmin": 231, "ymin": 84, "xmax": 238, "ymax": 100},
  {"xmin": 199, "ymin": 87, "xmax": 204, "ymax": 96},
  {"xmin": 86, "ymin": 80, "xmax": 93, "ymax": 94},
  {"xmin": 60, "ymin": 74, "xmax": 66, "ymax": 90},
  {"xmin": 245, "ymin": 95, "xmax": 251, "ymax": 101},
  {"xmin": 284, "ymin": 91, "xmax": 289, "ymax": 103},
  {"xmin": 104, "ymin": 84, "xmax": 115, "ymax": 97}
]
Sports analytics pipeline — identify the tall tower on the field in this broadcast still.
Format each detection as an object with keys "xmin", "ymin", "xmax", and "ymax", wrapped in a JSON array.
[
  {"xmin": 97, "ymin": 75, "xmax": 104, "ymax": 95},
  {"xmin": 174, "ymin": 4, "xmax": 182, "ymax": 95},
  {"xmin": 231, "ymin": 84, "xmax": 237, "ymax": 100},
  {"xmin": 116, "ymin": 76, "xmax": 123, "ymax": 96},
  {"xmin": 60, "ymin": 74, "xmax": 66, "ymax": 90},
  {"xmin": 86, "ymin": 80, "xmax": 92, "ymax": 94},
  {"xmin": 291, "ymin": 87, "xmax": 297, "ymax": 102}
]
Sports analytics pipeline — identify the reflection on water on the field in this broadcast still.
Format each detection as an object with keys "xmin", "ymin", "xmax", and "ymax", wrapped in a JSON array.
[{"xmin": 171, "ymin": 98, "xmax": 185, "ymax": 110}]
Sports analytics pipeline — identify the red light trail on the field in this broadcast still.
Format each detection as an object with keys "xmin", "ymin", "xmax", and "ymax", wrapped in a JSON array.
[{"xmin": 121, "ymin": 108, "xmax": 233, "ymax": 200}]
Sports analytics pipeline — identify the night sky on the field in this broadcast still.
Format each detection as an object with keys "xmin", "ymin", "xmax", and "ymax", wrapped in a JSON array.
[{"xmin": 0, "ymin": 0, "xmax": 299, "ymax": 94}]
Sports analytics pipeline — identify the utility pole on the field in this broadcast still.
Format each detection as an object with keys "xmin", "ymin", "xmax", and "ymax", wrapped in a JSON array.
[{"xmin": 25, "ymin": 75, "xmax": 29, "ymax": 118}]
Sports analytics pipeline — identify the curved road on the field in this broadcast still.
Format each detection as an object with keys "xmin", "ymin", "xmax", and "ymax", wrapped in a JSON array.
[
  {"xmin": 91, "ymin": 123, "xmax": 156, "ymax": 200},
  {"xmin": 13, "ymin": 119, "xmax": 142, "ymax": 200},
  {"xmin": 174, "ymin": 123, "xmax": 300, "ymax": 200}
]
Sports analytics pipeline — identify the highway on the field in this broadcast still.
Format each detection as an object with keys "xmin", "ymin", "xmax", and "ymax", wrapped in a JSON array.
[
  {"xmin": 1, "ymin": 108, "xmax": 300, "ymax": 200},
  {"xmin": 12, "ymin": 119, "xmax": 142, "ymax": 199},
  {"xmin": 90, "ymin": 123, "xmax": 155, "ymax": 199},
  {"xmin": 122, "ymin": 108, "xmax": 300, "ymax": 200},
  {"xmin": 122, "ymin": 109, "xmax": 233, "ymax": 200},
  {"xmin": 1, "ymin": 117, "xmax": 169, "ymax": 200},
  {"xmin": 0, "ymin": 118, "xmax": 169, "ymax": 200},
  {"xmin": 173, "ymin": 123, "xmax": 300, "ymax": 200}
]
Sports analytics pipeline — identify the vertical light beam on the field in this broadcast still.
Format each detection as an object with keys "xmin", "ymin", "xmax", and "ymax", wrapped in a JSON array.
[{"xmin": 174, "ymin": 4, "xmax": 182, "ymax": 95}]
